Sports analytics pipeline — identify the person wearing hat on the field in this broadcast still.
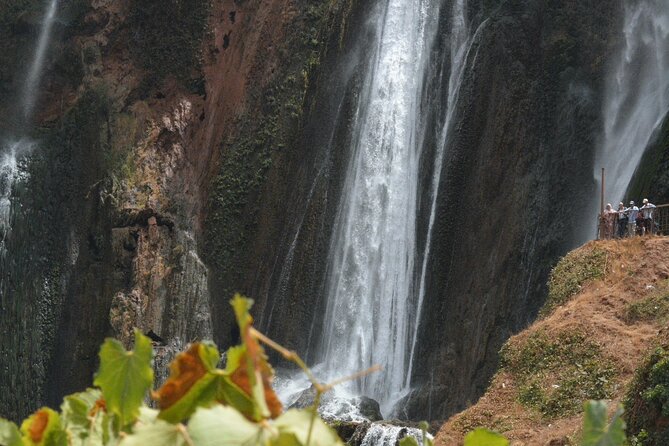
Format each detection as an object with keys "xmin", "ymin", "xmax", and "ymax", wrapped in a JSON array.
[
  {"xmin": 627, "ymin": 201, "xmax": 639, "ymax": 236},
  {"xmin": 640, "ymin": 198, "xmax": 657, "ymax": 235},
  {"xmin": 617, "ymin": 202, "xmax": 628, "ymax": 238}
]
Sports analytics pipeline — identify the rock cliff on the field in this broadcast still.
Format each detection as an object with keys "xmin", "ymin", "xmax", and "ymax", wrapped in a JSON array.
[{"xmin": 0, "ymin": 0, "xmax": 643, "ymax": 426}]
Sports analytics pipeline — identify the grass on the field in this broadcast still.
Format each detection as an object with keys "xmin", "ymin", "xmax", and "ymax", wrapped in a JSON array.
[
  {"xmin": 500, "ymin": 330, "xmax": 617, "ymax": 419},
  {"xmin": 623, "ymin": 282, "xmax": 669, "ymax": 325},
  {"xmin": 540, "ymin": 247, "xmax": 607, "ymax": 317}
]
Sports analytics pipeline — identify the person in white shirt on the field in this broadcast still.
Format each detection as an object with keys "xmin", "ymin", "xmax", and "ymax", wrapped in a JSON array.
[
  {"xmin": 640, "ymin": 198, "xmax": 657, "ymax": 235},
  {"xmin": 627, "ymin": 201, "xmax": 639, "ymax": 236}
]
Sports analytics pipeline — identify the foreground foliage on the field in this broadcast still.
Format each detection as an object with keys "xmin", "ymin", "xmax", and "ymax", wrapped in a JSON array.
[{"xmin": 0, "ymin": 295, "xmax": 343, "ymax": 446}]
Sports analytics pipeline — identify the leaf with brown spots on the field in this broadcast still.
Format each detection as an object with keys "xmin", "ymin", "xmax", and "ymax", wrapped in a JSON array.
[
  {"xmin": 20, "ymin": 408, "xmax": 66, "ymax": 446},
  {"xmin": 154, "ymin": 342, "xmax": 222, "ymax": 423}
]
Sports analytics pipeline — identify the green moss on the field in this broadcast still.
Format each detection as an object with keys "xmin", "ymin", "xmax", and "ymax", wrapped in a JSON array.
[
  {"xmin": 625, "ymin": 337, "xmax": 669, "ymax": 446},
  {"xmin": 500, "ymin": 330, "xmax": 617, "ymax": 419},
  {"xmin": 127, "ymin": 0, "xmax": 211, "ymax": 89},
  {"xmin": 540, "ymin": 247, "xmax": 607, "ymax": 317}
]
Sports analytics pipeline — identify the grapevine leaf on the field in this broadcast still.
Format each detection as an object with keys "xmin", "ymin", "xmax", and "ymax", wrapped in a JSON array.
[
  {"xmin": 217, "ymin": 374, "xmax": 257, "ymax": 419},
  {"xmin": 154, "ymin": 343, "xmax": 221, "ymax": 423},
  {"xmin": 20, "ymin": 408, "xmax": 67, "ymax": 446},
  {"xmin": 0, "ymin": 418, "xmax": 23, "ymax": 446},
  {"xmin": 273, "ymin": 409, "xmax": 343, "ymax": 446},
  {"xmin": 582, "ymin": 401, "xmax": 626, "ymax": 446},
  {"xmin": 60, "ymin": 388, "xmax": 102, "ymax": 445},
  {"xmin": 118, "ymin": 419, "xmax": 187, "ymax": 446},
  {"xmin": 229, "ymin": 295, "xmax": 283, "ymax": 420},
  {"xmin": 187, "ymin": 405, "xmax": 268, "ymax": 446},
  {"xmin": 94, "ymin": 330, "xmax": 153, "ymax": 428},
  {"xmin": 463, "ymin": 428, "xmax": 509, "ymax": 446}
]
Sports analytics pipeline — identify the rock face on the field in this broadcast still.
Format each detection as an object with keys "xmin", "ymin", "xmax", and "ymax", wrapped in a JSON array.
[{"xmin": 0, "ymin": 0, "xmax": 638, "ymax": 426}]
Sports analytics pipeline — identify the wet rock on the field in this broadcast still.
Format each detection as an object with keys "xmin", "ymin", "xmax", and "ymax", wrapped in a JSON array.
[{"xmin": 289, "ymin": 385, "xmax": 318, "ymax": 409}]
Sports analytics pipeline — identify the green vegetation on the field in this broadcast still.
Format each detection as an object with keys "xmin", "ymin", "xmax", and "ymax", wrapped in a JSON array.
[
  {"xmin": 0, "ymin": 296, "xmax": 344, "ymax": 446},
  {"xmin": 127, "ymin": 0, "xmax": 211, "ymax": 91},
  {"xmin": 541, "ymin": 247, "xmax": 607, "ymax": 317},
  {"xmin": 623, "ymin": 282, "xmax": 669, "ymax": 325},
  {"xmin": 500, "ymin": 330, "xmax": 617, "ymax": 418},
  {"xmin": 625, "ymin": 339, "xmax": 669, "ymax": 445}
]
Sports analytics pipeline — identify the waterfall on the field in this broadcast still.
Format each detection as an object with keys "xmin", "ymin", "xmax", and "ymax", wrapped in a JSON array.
[
  {"xmin": 594, "ymin": 0, "xmax": 669, "ymax": 227},
  {"xmin": 316, "ymin": 0, "xmax": 438, "ymax": 415},
  {"xmin": 306, "ymin": 0, "xmax": 485, "ymax": 417},
  {"xmin": 22, "ymin": 0, "xmax": 60, "ymax": 120},
  {"xmin": 0, "ymin": 0, "xmax": 59, "ymax": 255}
]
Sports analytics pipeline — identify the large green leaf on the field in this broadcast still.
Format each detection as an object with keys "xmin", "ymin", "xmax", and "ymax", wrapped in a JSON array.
[
  {"xmin": 94, "ymin": 330, "xmax": 153, "ymax": 428},
  {"xmin": 399, "ymin": 438, "xmax": 420, "ymax": 446},
  {"xmin": 581, "ymin": 401, "xmax": 626, "ymax": 446},
  {"xmin": 273, "ymin": 409, "xmax": 343, "ymax": 446},
  {"xmin": 187, "ymin": 405, "xmax": 268, "ymax": 446},
  {"xmin": 463, "ymin": 428, "xmax": 509, "ymax": 446},
  {"xmin": 118, "ymin": 419, "xmax": 187, "ymax": 446},
  {"xmin": 0, "ymin": 418, "xmax": 23, "ymax": 446},
  {"xmin": 20, "ymin": 408, "xmax": 67, "ymax": 446}
]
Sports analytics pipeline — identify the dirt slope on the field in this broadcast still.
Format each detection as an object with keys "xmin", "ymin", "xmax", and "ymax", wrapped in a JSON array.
[{"xmin": 436, "ymin": 236, "xmax": 669, "ymax": 445}]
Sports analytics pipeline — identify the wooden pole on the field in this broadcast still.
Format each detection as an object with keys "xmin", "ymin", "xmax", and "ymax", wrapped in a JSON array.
[
  {"xmin": 601, "ymin": 168, "xmax": 605, "ymax": 216},
  {"xmin": 598, "ymin": 168, "xmax": 605, "ymax": 240}
]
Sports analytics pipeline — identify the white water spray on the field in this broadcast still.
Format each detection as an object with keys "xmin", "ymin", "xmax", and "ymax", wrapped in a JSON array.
[
  {"xmin": 593, "ymin": 0, "xmax": 669, "ymax": 231},
  {"xmin": 22, "ymin": 0, "xmax": 59, "ymax": 120}
]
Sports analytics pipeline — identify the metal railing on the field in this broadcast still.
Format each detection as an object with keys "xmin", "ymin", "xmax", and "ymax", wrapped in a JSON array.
[{"xmin": 655, "ymin": 204, "xmax": 669, "ymax": 235}]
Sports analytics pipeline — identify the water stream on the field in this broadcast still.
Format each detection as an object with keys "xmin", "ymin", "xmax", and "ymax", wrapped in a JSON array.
[{"xmin": 593, "ymin": 0, "xmax": 669, "ymax": 232}]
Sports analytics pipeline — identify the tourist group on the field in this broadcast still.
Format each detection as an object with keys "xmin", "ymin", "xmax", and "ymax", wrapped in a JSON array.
[{"xmin": 600, "ymin": 199, "xmax": 657, "ymax": 239}]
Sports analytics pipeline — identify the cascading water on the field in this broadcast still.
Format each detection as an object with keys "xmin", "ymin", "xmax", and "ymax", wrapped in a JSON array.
[
  {"xmin": 301, "ymin": 0, "xmax": 481, "ymax": 421},
  {"xmin": 593, "ymin": 0, "xmax": 669, "ymax": 231},
  {"xmin": 0, "ymin": 0, "xmax": 59, "ymax": 257},
  {"xmin": 316, "ymin": 0, "xmax": 439, "ymax": 415}
]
